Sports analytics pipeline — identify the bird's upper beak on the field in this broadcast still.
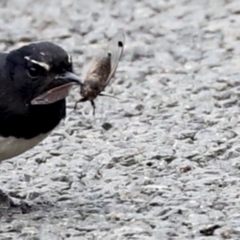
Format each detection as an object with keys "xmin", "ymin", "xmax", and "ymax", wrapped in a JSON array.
[
  {"xmin": 31, "ymin": 72, "xmax": 81, "ymax": 105},
  {"xmin": 55, "ymin": 72, "xmax": 81, "ymax": 84}
]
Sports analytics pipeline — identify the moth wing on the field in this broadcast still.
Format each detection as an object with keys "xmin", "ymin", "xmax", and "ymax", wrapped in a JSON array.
[
  {"xmin": 31, "ymin": 82, "xmax": 77, "ymax": 105},
  {"xmin": 104, "ymin": 29, "xmax": 125, "ymax": 87},
  {"xmin": 84, "ymin": 49, "xmax": 106, "ymax": 80}
]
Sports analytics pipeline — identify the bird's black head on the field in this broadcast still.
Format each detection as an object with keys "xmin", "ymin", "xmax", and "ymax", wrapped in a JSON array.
[{"xmin": 5, "ymin": 41, "xmax": 80, "ymax": 105}]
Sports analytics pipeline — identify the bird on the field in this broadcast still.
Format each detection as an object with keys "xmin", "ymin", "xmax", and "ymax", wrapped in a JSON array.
[{"xmin": 0, "ymin": 41, "xmax": 81, "ymax": 162}]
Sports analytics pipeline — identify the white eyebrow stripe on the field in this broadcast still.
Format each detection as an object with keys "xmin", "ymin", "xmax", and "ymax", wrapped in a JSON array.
[
  {"xmin": 24, "ymin": 56, "xmax": 50, "ymax": 71},
  {"xmin": 68, "ymin": 54, "xmax": 72, "ymax": 63}
]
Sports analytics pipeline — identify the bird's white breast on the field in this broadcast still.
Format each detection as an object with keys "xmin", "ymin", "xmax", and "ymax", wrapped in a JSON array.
[{"xmin": 0, "ymin": 132, "xmax": 50, "ymax": 161}]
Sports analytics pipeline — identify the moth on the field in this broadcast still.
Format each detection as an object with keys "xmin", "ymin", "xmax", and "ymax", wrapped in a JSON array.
[
  {"xmin": 75, "ymin": 29, "xmax": 125, "ymax": 115},
  {"xmin": 30, "ymin": 30, "xmax": 125, "ymax": 115}
]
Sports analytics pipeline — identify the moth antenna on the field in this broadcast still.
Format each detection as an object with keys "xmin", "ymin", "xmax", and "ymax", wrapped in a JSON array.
[{"xmin": 99, "ymin": 92, "xmax": 118, "ymax": 100}]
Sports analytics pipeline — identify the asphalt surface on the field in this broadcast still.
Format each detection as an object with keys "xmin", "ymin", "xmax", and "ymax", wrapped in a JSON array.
[{"xmin": 1, "ymin": 0, "xmax": 240, "ymax": 239}]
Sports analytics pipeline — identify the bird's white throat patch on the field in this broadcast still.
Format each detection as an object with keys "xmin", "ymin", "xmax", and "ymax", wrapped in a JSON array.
[{"xmin": 0, "ymin": 132, "xmax": 50, "ymax": 162}]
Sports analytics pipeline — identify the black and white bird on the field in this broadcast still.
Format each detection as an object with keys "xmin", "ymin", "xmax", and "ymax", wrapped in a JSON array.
[{"xmin": 0, "ymin": 41, "xmax": 81, "ymax": 162}]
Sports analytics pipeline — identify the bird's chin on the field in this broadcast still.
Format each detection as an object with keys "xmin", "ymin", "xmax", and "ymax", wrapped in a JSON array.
[{"xmin": 30, "ymin": 82, "xmax": 78, "ymax": 105}]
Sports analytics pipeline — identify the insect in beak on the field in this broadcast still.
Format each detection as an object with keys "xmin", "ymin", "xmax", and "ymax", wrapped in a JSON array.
[
  {"xmin": 31, "ymin": 72, "xmax": 81, "ymax": 105},
  {"xmin": 74, "ymin": 29, "xmax": 125, "ymax": 115}
]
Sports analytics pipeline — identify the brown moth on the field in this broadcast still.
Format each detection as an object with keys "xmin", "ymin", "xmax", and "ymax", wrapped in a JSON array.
[{"xmin": 75, "ymin": 29, "xmax": 125, "ymax": 115}]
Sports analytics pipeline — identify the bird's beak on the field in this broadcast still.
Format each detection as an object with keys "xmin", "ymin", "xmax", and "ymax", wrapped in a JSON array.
[
  {"xmin": 55, "ymin": 72, "xmax": 81, "ymax": 84},
  {"xmin": 31, "ymin": 72, "xmax": 81, "ymax": 105}
]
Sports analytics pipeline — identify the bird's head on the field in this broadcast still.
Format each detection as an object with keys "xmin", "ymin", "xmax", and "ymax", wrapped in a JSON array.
[{"xmin": 5, "ymin": 41, "xmax": 81, "ymax": 105}]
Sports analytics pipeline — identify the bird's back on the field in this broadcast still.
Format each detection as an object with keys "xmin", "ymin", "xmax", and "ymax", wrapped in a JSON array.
[{"xmin": 0, "ymin": 53, "xmax": 7, "ymax": 84}]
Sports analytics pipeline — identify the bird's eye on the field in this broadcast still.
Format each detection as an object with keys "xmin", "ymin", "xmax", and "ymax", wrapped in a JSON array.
[{"xmin": 28, "ymin": 67, "xmax": 40, "ymax": 79}]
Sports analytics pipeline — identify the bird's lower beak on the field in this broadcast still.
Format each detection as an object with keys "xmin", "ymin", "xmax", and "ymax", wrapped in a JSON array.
[{"xmin": 31, "ymin": 72, "xmax": 81, "ymax": 105}]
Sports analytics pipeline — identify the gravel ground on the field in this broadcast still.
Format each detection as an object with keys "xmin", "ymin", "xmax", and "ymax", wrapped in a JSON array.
[{"xmin": 1, "ymin": 0, "xmax": 240, "ymax": 239}]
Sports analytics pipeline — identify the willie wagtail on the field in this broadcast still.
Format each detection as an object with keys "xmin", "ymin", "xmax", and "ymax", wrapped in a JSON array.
[{"xmin": 0, "ymin": 41, "xmax": 81, "ymax": 161}]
